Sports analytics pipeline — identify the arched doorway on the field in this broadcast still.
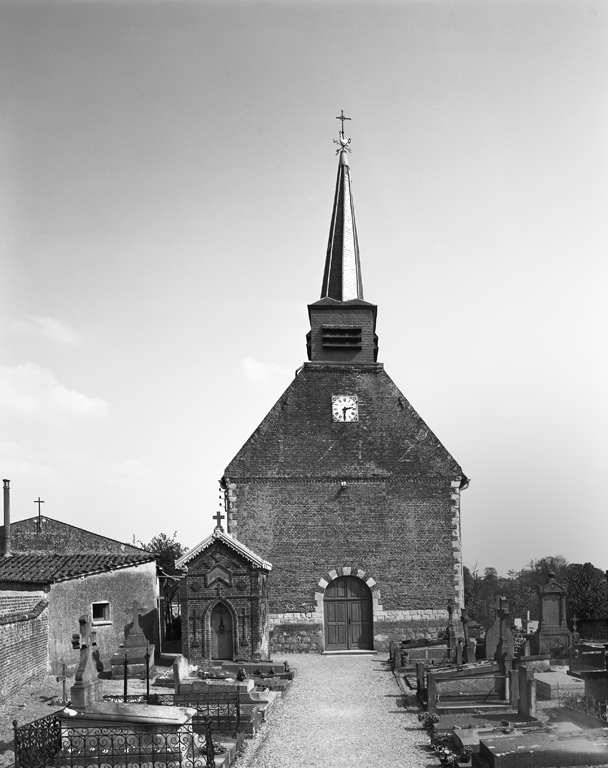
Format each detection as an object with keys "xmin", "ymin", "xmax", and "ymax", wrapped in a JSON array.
[
  {"xmin": 210, "ymin": 602, "xmax": 233, "ymax": 659},
  {"xmin": 324, "ymin": 576, "xmax": 373, "ymax": 651}
]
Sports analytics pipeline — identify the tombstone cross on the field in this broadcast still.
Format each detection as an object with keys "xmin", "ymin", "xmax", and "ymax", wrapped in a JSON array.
[
  {"xmin": 461, "ymin": 608, "xmax": 470, "ymax": 644},
  {"xmin": 447, "ymin": 602, "xmax": 454, "ymax": 626},
  {"xmin": 71, "ymin": 615, "xmax": 97, "ymax": 684}
]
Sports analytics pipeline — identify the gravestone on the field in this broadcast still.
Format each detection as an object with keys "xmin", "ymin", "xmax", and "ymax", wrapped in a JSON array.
[
  {"xmin": 485, "ymin": 596, "xmax": 514, "ymax": 662},
  {"xmin": 461, "ymin": 608, "xmax": 477, "ymax": 664},
  {"xmin": 568, "ymin": 642, "xmax": 608, "ymax": 700},
  {"xmin": 446, "ymin": 602, "xmax": 457, "ymax": 661},
  {"xmin": 110, "ymin": 600, "xmax": 155, "ymax": 679},
  {"xmin": 536, "ymin": 573, "xmax": 571, "ymax": 656},
  {"xmin": 70, "ymin": 615, "xmax": 103, "ymax": 708},
  {"xmin": 517, "ymin": 665, "xmax": 537, "ymax": 718}
]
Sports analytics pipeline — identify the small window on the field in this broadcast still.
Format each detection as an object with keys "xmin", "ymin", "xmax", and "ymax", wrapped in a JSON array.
[{"xmin": 92, "ymin": 601, "xmax": 111, "ymax": 624}]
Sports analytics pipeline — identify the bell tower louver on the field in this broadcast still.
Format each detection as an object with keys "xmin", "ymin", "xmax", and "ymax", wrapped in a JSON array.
[{"xmin": 307, "ymin": 120, "xmax": 378, "ymax": 364}]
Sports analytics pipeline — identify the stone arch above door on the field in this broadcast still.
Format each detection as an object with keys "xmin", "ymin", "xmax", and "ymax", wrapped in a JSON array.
[{"xmin": 314, "ymin": 566, "xmax": 383, "ymax": 613}]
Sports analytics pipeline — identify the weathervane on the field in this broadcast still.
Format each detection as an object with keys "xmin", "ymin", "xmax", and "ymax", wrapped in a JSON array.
[{"xmin": 334, "ymin": 110, "xmax": 351, "ymax": 154}]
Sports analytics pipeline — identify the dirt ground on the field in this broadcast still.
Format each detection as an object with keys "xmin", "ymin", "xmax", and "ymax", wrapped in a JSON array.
[{"xmin": 0, "ymin": 671, "xmax": 167, "ymax": 768}]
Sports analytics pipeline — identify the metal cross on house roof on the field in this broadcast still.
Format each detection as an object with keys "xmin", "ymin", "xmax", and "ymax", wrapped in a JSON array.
[{"xmin": 34, "ymin": 496, "xmax": 44, "ymax": 532}]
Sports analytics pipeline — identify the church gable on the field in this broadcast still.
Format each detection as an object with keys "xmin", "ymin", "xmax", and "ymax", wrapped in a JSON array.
[{"xmin": 225, "ymin": 364, "xmax": 462, "ymax": 480}]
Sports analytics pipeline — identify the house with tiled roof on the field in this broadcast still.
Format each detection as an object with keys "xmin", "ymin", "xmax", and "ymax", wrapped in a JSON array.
[{"xmin": 0, "ymin": 505, "xmax": 158, "ymax": 684}]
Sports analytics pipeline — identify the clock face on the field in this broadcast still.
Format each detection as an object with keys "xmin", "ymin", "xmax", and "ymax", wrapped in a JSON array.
[{"xmin": 332, "ymin": 395, "xmax": 359, "ymax": 422}]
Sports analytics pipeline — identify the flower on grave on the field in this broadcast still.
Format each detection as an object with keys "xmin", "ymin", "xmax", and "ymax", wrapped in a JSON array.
[{"xmin": 418, "ymin": 711, "xmax": 439, "ymax": 729}]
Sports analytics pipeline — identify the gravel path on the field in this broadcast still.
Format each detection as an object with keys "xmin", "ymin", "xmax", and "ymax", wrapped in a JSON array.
[{"xmin": 236, "ymin": 654, "xmax": 436, "ymax": 768}]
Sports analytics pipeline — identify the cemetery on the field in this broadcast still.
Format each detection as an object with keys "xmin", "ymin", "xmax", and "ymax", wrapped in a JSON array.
[
  {"xmin": 1, "ymin": 94, "xmax": 605, "ymax": 768},
  {"xmin": 392, "ymin": 574, "xmax": 608, "ymax": 767},
  {"xmin": 9, "ymin": 603, "xmax": 295, "ymax": 768}
]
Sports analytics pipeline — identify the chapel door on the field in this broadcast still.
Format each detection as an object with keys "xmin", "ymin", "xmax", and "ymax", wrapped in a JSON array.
[
  {"xmin": 210, "ymin": 603, "xmax": 233, "ymax": 659},
  {"xmin": 324, "ymin": 576, "xmax": 373, "ymax": 651}
]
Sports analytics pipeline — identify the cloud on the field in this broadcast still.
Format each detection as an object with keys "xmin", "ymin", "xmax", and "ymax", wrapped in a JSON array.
[
  {"xmin": 0, "ymin": 363, "xmax": 108, "ymax": 422},
  {"xmin": 240, "ymin": 357, "xmax": 292, "ymax": 388},
  {"xmin": 0, "ymin": 442, "xmax": 58, "ymax": 483},
  {"xmin": 13, "ymin": 316, "xmax": 85, "ymax": 346},
  {"xmin": 109, "ymin": 459, "xmax": 154, "ymax": 482}
]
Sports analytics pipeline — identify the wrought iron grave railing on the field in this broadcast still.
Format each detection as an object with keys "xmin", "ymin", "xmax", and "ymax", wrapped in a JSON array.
[
  {"xmin": 103, "ymin": 693, "xmax": 241, "ymax": 739},
  {"xmin": 13, "ymin": 712, "xmax": 215, "ymax": 768},
  {"xmin": 563, "ymin": 693, "xmax": 608, "ymax": 724}
]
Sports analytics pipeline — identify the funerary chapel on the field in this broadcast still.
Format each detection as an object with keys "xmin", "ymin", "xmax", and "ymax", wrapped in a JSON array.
[{"xmin": 180, "ymin": 119, "xmax": 468, "ymax": 658}]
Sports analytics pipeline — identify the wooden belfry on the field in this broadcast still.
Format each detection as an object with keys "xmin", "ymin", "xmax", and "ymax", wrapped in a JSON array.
[{"xmin": 176, "ymin": 509, "xmax": 272, "ymax": 663}]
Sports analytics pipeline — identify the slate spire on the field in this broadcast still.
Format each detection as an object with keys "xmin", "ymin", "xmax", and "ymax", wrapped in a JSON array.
[{"xmin": 321, "ymin": 120, "xmax": 364, "ymax": 302}]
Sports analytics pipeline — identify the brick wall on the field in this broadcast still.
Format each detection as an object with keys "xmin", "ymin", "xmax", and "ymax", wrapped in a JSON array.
[
  {"xmin": 308, "ymin": 302, "xmax": 377, "ymax": 364},
  {"xmin": 0, "ymin": 591, "xmax": 48, "ymax": 696},
  {"xmin": 0, "ymin": 591, "xmax": 42, "ymax": 615},
  {"xmin": 224, "ymin": 362, "xmax": 466, "ymax": 652}
]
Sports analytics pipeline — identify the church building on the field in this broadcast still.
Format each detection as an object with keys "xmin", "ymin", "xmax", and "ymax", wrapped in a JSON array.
[{"xmin": 221, "ymin": 122, "xmax": 468, "ymax": 654}]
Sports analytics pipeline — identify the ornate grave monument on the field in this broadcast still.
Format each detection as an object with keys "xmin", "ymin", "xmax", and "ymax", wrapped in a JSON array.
[
  {"xmin": 110, "ymin": 600, "xmax": 155, "ymax": 679},
  {"xmin": 536, "ymin": 572, "xmax": 571, "ymax": 656},
  {"xmin": 176, "ymin": 511, "xmax": 272, "ymax": 664}
]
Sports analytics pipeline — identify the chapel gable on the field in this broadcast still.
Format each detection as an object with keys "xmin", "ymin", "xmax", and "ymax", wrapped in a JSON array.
[{"xmin": 176, "ymin": 526, "xmax": 272, "ymax": 663}]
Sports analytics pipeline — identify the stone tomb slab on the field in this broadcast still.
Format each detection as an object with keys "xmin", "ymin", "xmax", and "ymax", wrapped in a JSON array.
[
  {"xmin": 473, "ymin": 729, "xmax": 608, "ymax": 768},
  {"xmin": 450, "ymin": 714, "xmax": 541, "ymax": 758},
  {"xmin": 534, "ymin": 671, "xmax": 584, "ymax": 700},
  {"xmin": 221, "ymin": 661, "xmax": 296, "ymax": 679},
  {"xmin": 254, "ymin": 677, "xmax": 292, "ymax": 694}
]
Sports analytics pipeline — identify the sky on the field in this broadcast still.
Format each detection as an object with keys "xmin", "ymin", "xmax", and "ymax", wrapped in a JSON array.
[{"xmin": 1, "ymin": 0, "xmax": 607, "ymax": 576}]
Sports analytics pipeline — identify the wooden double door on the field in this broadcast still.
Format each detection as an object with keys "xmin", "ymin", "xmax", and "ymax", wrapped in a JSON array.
[{"xmin": 324, "ymin": 576, "xmax": 373, "ymax": 651}]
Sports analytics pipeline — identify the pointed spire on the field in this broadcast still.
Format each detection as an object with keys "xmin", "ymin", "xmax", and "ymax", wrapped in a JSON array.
[{"xmin": 321, "ymin": 116, "xmax": 364, "ymax": 302}]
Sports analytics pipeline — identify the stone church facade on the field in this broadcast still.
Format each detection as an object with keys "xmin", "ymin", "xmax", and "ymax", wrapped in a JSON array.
[{"xmin": 222, "ymin": 133, "xmax": 468, "ymax": 653}]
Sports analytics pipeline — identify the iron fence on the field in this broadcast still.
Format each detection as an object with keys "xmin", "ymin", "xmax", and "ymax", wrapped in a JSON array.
[
  {"xmin": 13, "ymin": 714, "xmax": 215, "ymax": 768},
  {"xmin": 103, "ymin": 693, "xmax": 241, "ymax": 739},
  {"xmin": 563, "ymin": 694, "xmax": 608, "ymax": 724}
]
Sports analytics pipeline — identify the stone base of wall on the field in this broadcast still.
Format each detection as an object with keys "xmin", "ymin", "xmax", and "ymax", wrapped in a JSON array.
[
  {"xmin": 270, "ymin": 623, "xmax": 323, "ymax": 653},
  {"xmin": 268, "ymin": 611, "xmax": 452, "ymax": 654}
]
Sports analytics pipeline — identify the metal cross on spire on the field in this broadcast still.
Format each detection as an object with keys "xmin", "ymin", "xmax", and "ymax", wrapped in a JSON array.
[{"xmin": 334, "ymin": 110, "xmax": 352, "ymax": 154}]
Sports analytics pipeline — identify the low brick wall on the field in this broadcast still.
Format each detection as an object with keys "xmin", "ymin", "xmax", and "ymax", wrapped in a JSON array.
[{"xmin": 0, "ymin": 593, "xmax": 49, "ymax": 696}]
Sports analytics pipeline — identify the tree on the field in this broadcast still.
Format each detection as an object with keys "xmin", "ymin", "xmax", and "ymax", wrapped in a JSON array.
[
  {"xmin": 136, "ymin": 532, "xmax": 188, "ymax": 575},
  {"xmin": 463, "ymin": 555, "xmax": 571, "ymax": 630},
  {"xmin": 135, "ymin": 532, "xmax": 188, "ymax": 641},
  {"xmin": 566, "ymin": 563, "xmax": 608, "ymax": 621}
]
